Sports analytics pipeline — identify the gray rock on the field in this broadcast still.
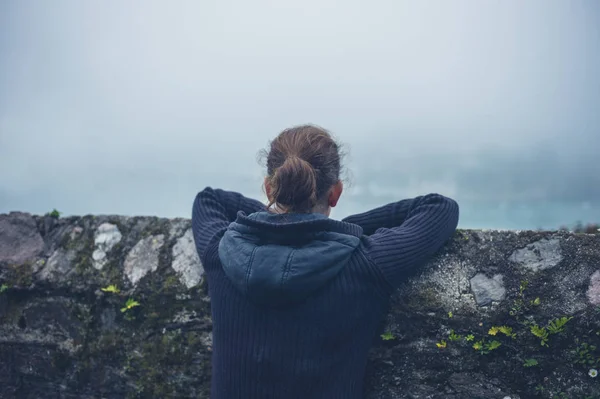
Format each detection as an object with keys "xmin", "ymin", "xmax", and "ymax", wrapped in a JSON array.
[
  {"xmin": 37, "ymin": 249, "xmax": 75, "ymax": 282},
  {"xmin": 509, "ymin": 238, "xmax": 563, "ymax": 272},
  {"xmin": 171, "ymin": 229, "xmax": 204, "ymax": 288},
  {"xmin": 70, "ymin": 226, "xmax": 83, "ymax": 240},
  {"xmin": 587, "ymin": 270, "xmax": 600, "ymax": 305},
  {"xmin": 470, "ymin": 273, "xmax": 506, "ymax": 306},
  {"xmin": 406, "ymin": 254, "xmax": 478, "ymax": 312},
  {"xmin": 550, "ymin": 262, "xmax": 593, "ymax": 315},
  {"xmin": 92, "ymin": 223, "xmax": 122, "ymax": 270},
  {"xmin": 200, "ymin": 331, "xmax": 213, "ymax": 348},
  {"xmin": 168, "ymin": 219, "xmax": 190, "ymax": 240},
  {"xmin": 124, "ymin": 234, "xmax": 164, "ymax": 285},
  {"xmin": 21, "ymin": 298, "xmax": 84, "ymax": 343},
  {"xmin": 172, "ymin": 308, "xmax": 198, "ymax": 324},
  {"xmin": 0, "ymin": 212, "xmax": 44, "ymax": 264},
  {"xmin": 100, "ymin": 307, "xmax": 117, "ymax": 331}
]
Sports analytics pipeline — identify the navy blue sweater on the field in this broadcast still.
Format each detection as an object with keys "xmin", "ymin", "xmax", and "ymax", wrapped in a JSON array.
[{"xmin": 191, "ymin": 188, "xmax": 459, "ymax": 399}]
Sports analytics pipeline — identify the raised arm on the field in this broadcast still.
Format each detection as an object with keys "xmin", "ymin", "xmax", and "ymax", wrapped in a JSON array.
[
  {"xmin": 191, "ymin": 187, "xmax": 266, "ymax": 264},
  {"xmin": 362, "ymin": 194, "xmax": 459, "ymax": 289},
  {"xmin": 342, "ymin": 198, "xmax": 421, "ymax": 235}
]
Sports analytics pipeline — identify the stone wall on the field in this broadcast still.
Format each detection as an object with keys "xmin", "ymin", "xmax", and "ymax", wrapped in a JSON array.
[{"xmin": 1, "ymin": 211, "xmax": 599, "ymax": 398}]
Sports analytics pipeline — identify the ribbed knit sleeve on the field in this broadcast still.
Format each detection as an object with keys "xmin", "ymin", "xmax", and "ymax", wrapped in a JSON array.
[
  {"xmin": 342, "ymin": 198, "xmax": 418, "ymax": 235},
  {"xmin": 191, "ymin": 187, "xmax": 266, "ymax": 265},
  {"xmin": 361, "ymin": 194, "xmax": 459, "ymax": 289}
]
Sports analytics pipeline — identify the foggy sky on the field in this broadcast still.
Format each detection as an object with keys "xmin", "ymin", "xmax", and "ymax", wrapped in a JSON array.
[{"xmin": 1, "ymin": 0, "xmax": 599, "ymax": 229}]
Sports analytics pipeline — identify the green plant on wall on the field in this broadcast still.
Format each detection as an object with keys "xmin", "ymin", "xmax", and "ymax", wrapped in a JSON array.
[
  {"xmin": 519, "ymin": 280, "xmax": 528, "ymax": 294},
  {"xmin": 574, "ymin": 342, "xmax": 600, "ymax": 368},
  {"xmin": 472, "ymin": 339, "xmax": 501, "ymax": 355},
  {"xmin": 380, "ymin": 331, "xmax": 396, "ymax": 341},
  {"xmin": 46, "ymin": 209, "xmax": 61, "ymax": 218},
  {"xmin": 530, "ymin": 323, "xmax": 550, "ymax": 347},
  {"xmin": 101, "ymin": 284, "xmax": 121, "ymax": 294},
  {"xmin": 510, "ymin": 281, "xmax": 541, "ymax": 318},
  {"xmin": 448, "ymin": 330, "xmax": 462, "ymax": 341},
  {"xmin": 121, "ymin": 298, "xmax": 140, "ymax": 313},
  {"xmin": 488, "ymin": 326, "xmax": 516, "ymax": 339},
  {"xmin": 523, "ymin": 358, "xmax": 539, "ymax": 367},
  {"xmin": 0, "ymin": 283, "xmax": 8, "ymax": 294},
  {"xmin": 529, "ymin": 317, "xmax": 572, "ymax": 347},
  {"xmin": 510, "ymin": 280, "xmax": 529, "ymax": 317},
  {"xmin": 486, "ymin": 340, "xmax": 501, "ymax": 351},
  {"xmin": 547, "ymin": 317, "xmax": 572, "ymax": 335}
]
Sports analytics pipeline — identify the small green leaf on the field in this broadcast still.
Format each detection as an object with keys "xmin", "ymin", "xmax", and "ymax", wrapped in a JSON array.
[
  {"xmin": 47, "ymin": 209, "xmax": 61, "ymax": 218},
  {"xmin": 530, "ymin": 324, "xmax": 549, "ymax": 346},
  {"xmin": 380, "ymin": 331, "xmax": 396, "ymax": 341},
  {"xmin": 121, "ymin": 298, "xmax": 140, "ymax": 313},
  {"xmin": 497, "ymin": 326, "xmax": 515, "ymax": 339},
  {"xmin": 523, "ymin": 358, "xmax": 539, "ymax": 367},
  {"xmin": 448, "ymin": 330, "xmax": 462, "ymax": 341},
  {"xmin": 547, "ymin": 316, "xmax": 572, "ymax": 335},
  {"xmin": 101, "ymin": 284, "xmax": 120, "ymax": 294},
  {"xmin": 485, "ymin": 340, "xmax": 502, "ymax": 351}
]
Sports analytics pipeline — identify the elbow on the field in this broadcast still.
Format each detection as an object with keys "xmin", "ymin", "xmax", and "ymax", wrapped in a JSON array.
[
  {"xmin": 192, "ymin": 187, "xmax": 217, "ymax": 217},
  {"xmin": 445, "ymin": 196, "xmax": 460, "ymax": 222},
  {"xmin": 194, "ymin": 187, "xmax": 220, "ymax": 205},
  {"xmin": 440, "ymin": 195, "xmax": 460, "ymax": 230},
  {"xmin": 423, "ymin": 193, "xmax": 460, "ymax": 230},
  {"xmin": 196, "ymin": 186, "xmax": 216, "ymax": 198},
  {"xmin": 426, "ymin": 193, "xmax": 459, "ymax": 213},
  {"xmin": 445, "ymin": 198, "xmax": 460, "ymax": 234}
]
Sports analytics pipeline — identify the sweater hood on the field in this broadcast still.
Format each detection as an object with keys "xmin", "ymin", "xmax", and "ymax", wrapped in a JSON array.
[{"xmin": 218, "ymin": 211, "xmax": 362, "ymax": 308}]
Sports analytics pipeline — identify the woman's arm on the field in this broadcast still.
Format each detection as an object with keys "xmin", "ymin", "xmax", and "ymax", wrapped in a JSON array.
[
  {"xmin": 191, "ymin": 187, "xmax": 266, "ymax": 264},
  {"xmin": 342, "ymin": 198, "xmax": 422, "ymax": 235},
  {"xmin": 360, "ymin": 194, "xmax": 459, "ymax": 289}
]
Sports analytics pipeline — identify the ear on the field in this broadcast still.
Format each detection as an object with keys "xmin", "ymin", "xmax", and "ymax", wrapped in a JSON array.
[{"xmin": 328, "ymin": 180, "xmax": 343, "ymax": 208}]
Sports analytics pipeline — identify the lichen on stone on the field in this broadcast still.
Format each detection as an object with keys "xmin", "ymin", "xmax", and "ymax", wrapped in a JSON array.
[
  {"xmin": 171, "ymin": 229, "xmax": 204, "ymax": 289},
  {"xmin": 586, "ymin": 270, "xmax": 600, "ymax": 306},
  {"xmin": 0, "ymin": 212, "xmax": 44, "ymax": 264},
  {"xmin": 509, "ymin": 237, "xmax": 563, "ymax": 272},
  {"xmin": 470, "ymin": 273, "xmax": 506, "ymax": 306},
  {"xmin": 92, "ymin": 223, "xmax": 123, "ymax": 270},
  {"xmin": 124, "ymin": 234, "xmax": 165, "ymax": 285},
  {"xmin": 37, "ymin": 249, "xmax": 76, "ymax": 282}
]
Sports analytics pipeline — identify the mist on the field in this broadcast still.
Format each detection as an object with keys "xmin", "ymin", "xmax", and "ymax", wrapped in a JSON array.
[{"xmin": 1, "ymin": 0, "xmax": 599, "ymax": 229}]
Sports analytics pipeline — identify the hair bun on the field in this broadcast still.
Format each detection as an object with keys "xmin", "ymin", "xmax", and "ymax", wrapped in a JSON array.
[{"xmin": 270, "ymin": 155, "xmax": 317, "ymax": 212}]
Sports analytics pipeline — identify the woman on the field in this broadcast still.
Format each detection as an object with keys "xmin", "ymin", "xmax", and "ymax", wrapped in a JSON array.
[{"xmin": 191, "ymin": 125, "xmax": 459, "ymax": 399}]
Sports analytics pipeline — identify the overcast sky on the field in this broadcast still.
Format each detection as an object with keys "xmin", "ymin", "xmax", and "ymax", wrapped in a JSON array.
[{"xmin": 1, "ymin": 0, "xmax": 599, "ymax": 229}]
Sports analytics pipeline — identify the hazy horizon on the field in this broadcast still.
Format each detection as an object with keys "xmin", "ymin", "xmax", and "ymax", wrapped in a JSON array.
[{"xmin": 1, "ymin": 1, "xmax": 599, "ymax": 230}]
